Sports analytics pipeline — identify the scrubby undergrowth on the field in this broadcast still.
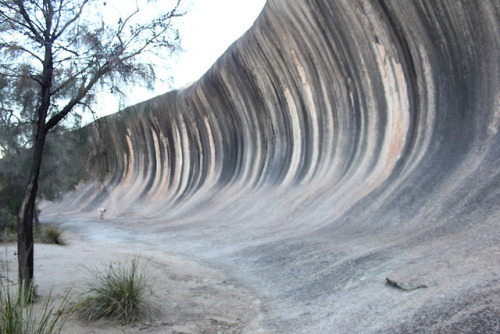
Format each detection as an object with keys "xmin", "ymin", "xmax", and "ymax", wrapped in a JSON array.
[
  {"xmin": 0, "ymin": 215, "xmax": 65, "ymax": 245},
  {"xmin": 77, "ymin": 258, "xmax": 153, "ymax": 324}
]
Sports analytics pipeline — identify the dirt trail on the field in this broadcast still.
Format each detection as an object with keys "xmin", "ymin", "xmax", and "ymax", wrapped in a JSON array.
[{"xmin": 1, "ymin": 230, "xmax": 265, "ymax": 334}]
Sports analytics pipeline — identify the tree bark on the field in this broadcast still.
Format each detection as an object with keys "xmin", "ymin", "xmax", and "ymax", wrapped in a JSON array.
[
  {"xmin": 17, "ymin": 127, "xmax": 47, "ymax": 292},
  {"xmin": 16, "ymin": 13, "xmax": 54, "ymax": 291}
]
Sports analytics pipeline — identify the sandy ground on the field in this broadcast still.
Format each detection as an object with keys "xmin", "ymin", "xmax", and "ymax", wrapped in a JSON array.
[{"xmin": 0, "ymin": 231, "xmax": 264, "ymax": 334}]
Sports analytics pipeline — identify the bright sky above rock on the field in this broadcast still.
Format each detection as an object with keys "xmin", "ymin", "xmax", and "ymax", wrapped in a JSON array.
[{"xmin": 172, "ymin": 0, "xmax": 267, "ymax": 88}]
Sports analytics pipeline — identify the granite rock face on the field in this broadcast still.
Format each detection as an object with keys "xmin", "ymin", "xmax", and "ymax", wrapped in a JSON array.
[{"xmin": 45, "ymin": 1, "xmax": 500, "ymax": 333}]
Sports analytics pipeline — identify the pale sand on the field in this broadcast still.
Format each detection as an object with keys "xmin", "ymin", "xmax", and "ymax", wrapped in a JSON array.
[{"xmin": 1, "ymin": 231, "xmax": 264, "ymax": 334}]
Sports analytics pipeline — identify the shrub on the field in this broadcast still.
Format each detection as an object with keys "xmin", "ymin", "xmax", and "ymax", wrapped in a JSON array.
[
  {"xmin": 0, "ymin": 209, "xmax": 17, "ymax": 242},
  {"xmin": 0, "ymin": 216, "xmax": 66, "ymax": 245},
  {"xmin": 77, "ymin": 258, "xmax": 152, "ymax": 324},
  {"xmin": 36, "ymin": 223, "xmax": 65, "ymax": 245}
]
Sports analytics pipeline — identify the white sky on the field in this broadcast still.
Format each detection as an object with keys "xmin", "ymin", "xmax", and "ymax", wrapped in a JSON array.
[{"xmin": 172, "ymin": 0, "xmax": 267, "ymax": 88}]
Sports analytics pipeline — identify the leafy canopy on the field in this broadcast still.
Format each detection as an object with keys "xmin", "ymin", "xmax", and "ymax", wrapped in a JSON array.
[
  {"xmin": 0, "ymin": 0, "xmax": 184, "ymax": 212},
  {"xmin": 0, "ymin": 0, "xmax": 184, "ymax": 156}
]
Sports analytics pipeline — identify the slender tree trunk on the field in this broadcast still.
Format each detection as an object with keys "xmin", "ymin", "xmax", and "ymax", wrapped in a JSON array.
[
  {"xmin": 17, "ymin": 127, "xmax": 47, "ymax": 292},
  {"xmin": 17, "ymin": 29, "xmax": 54, "ymax": 291}
]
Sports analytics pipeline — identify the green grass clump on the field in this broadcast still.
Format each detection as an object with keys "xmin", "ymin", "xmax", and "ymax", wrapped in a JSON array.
[
  {"xmin": 0, "ymin": 268, "xmax": 72, "ymax": 333},
  {"xmin": 77, "ymin": 258, "xmax": 152, "ymax": 324},
  {"xmin": 36, "ymin": 223, "xmax": 65, "ymax": 245}
]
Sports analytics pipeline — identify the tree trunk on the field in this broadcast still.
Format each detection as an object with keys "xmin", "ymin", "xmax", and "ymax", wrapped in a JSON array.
[
  {"xmin": 17, "ymin": 27, "xmax": 54, "ymax": 292},
  {"xmin": 17, "ymin": 128, "xmax": 47, "ymax": 292}
]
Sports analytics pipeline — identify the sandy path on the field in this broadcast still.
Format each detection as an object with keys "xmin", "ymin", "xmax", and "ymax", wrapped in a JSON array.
[{"xmin": 0, "ymin": 230, "xmax": 264, "ymax": 334}]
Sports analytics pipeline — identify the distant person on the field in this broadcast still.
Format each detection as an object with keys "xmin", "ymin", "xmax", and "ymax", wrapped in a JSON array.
[{"xmin": 98, "ymin": 207, "xmax": 107, "ymax": 219}]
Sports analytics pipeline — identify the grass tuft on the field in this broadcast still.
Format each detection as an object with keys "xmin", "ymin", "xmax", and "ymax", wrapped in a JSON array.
[
  {"xmin": 0, "ymin": 261, "xmax": 73, "ymax": 334},
  {"xmin": 77, "ymin": 258, "xmax": 152, "ymax": 324},
  {"xmin": 37, "ymin": 223, "xmax": 65, "ymax": 245}
]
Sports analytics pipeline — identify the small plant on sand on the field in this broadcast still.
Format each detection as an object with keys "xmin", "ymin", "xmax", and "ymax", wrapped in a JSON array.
[
  {"xmin": 0, "ymin": 262, "xmax": 73, "ymax": 333},
  {"xmin": 1, "ymin": 217, "xmax": 66, "ymax": 245},
  {"xmin": 77, "ymin": 258, "xmax": 152, "ymax": 324},
  {"xmin": 36, "ymin": 223, "xmax": 65, "ymax": 245}
]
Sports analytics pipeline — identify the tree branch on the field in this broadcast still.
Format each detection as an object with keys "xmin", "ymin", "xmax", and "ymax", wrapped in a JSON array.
[
  {"xmin": 45, "ymin": 63, "xmax": 109, "ymax": 131},
  {"xmin": 0, "ymin": 42, "xmax": 43, "ymax": 63},
  {"xmin": 52, "ymin": 0, "xmax": 90, "ymax": 41},
  {"xmin": 43, "ymin": 0, "xmax": 55, "ymax": 39},
  {"xmin": 13, "ymin": 0, "xmax": 44, "ymax": 43},
  {"xmin": 50, "ymin": 62, "xmax": 95, "ymax": 96}
]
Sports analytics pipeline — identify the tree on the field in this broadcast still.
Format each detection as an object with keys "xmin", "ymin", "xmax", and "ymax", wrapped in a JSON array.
[{"xmin": 0, "ymin": 0, "xmax": 184, "ymax": 292}]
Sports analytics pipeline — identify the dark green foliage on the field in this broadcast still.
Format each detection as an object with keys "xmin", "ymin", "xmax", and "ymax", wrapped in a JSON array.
[
  {"xmin": 0, "ymin": 209, "xmax": 17, "ymax": 242},
  {"xmin": 0, "ymin": 126, "xmax": 90, "ymax": 214},
  {"xmin": 0, "ymin": 167, "xmax": 25, "ymax": 217}
]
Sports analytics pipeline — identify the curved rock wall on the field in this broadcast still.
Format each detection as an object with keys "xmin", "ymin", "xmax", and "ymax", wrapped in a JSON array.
[{"xmin": 46, "ymin": 1, "xmax": 500, "ymax": 332}]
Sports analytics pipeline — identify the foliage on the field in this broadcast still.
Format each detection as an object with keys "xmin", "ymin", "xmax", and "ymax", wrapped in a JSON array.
[
  {"xmin": 77, "ymin": 258, "xmax": 152, "ymax": 324},
  {"xmin": 0, "ymin": 165, "xmax": 25, "ymax": 216},
  {"xmin": 0, "ymin": 209, "xmax": 16, "ymax": 242},
  {"xmin": 0, "ymin": 216, "xmax": 65, "ymax": 244},
  {"xmin": 36, "ymin": 223, "xmax": 65, "ymax": 246},
  {"xmin": 0, "ymin": 264, "xmax": 73, "ymax": 333},
  {"xmin": 0, "ymin": 0, "xmax": 184, "ymax": 134},
  {"xmin": 0, "ymin": 127, "xmax": 89, "ymax": 217}
]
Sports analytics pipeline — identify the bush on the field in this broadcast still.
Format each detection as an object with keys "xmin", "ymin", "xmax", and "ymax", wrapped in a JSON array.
[
  {"xmin": 0, "ymin": 263, "xmax": 72, "ymax": 334},
  {"xmin": 0, "ymin": 213, "xmax": 65, "ymax": 245},
  {"xmin": 77, "ymin": 258, "xmax": 152, "ymax": 324},
  {"xmin": 0, "ymin": 209, "xmax": 17, "ymax": 242},
  {"xmin": 36, "ymin": 224, "xmax": 65, "ymax": 245},
  {"xmin": 0, "ymin": 218, "xmax": 66, "ymax": 245}
]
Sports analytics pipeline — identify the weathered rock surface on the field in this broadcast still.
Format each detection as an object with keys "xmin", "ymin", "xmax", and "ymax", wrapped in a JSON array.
[
  {"xmin": 44, "ymin": 0, "xmax": 500, "ymax": 333},
  {"xmin": 386, "ymin": 261, "xmax": 448, "ymax": 291}
]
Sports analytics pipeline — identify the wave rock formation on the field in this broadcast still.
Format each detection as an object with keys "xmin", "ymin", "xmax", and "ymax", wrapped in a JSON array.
[{"xmin": 46, "ymin": 1, "xmax": 500, "ymax": 332}]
